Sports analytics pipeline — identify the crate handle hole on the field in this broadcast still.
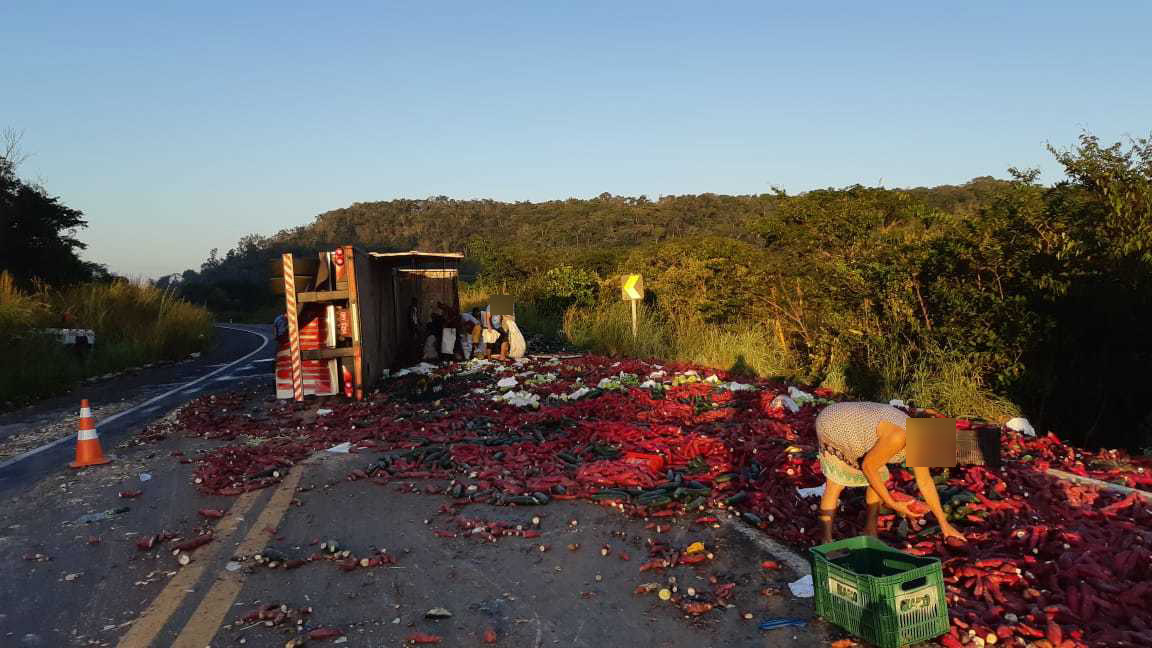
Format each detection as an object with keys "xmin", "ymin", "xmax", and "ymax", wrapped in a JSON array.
[
  {"xmin": 825, "ymin": 549, "xmax": 852, "ymax": 561},
  {"xmin": 900, "ymin": 576, "xmax": 928, "ymax": 591}
]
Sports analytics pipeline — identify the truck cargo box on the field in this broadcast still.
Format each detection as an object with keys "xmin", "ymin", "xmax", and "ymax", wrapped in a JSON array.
[{"xmin": 270, "ymin": 247, "xmax": 463, "ymax": 400}]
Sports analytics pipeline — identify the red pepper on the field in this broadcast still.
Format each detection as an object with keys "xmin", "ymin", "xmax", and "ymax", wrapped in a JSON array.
[
  {"xmin": 308, "ymin": 627, "xmax": 345, "ymax": 639},
  {"xmin": 198, "ymin": 508, "xmax": 225, "ymax": 519},
  {"xmin": 483, "ymin": 627, "xmax": 498, "ymax": 643},
  {"xmin": 1017, "ymin": 623, "xmax": 1044, "ymax": 638},
  {"xmin": 406, "ymin": 632, "xmax": 442, "ymax": 644},
  {"xmin": 681, "ymin": 601, "xmax": 713, "ymax": 615},
  {"xmin": 173, "ymin": 534, "xmax": 213, "ymax": 552}
]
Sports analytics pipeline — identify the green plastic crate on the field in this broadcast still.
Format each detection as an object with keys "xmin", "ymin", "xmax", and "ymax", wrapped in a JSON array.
[{"xmin": 811, "ymin": 536, "xmax": 949, "ymax": 648}]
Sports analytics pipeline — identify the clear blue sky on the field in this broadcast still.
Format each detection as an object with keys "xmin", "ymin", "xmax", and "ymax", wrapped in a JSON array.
[{"xmin": 4, "ymin": 2, "xmax": 1150, "ymax": 279}]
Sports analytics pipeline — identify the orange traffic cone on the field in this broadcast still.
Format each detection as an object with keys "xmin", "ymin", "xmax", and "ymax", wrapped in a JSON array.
[{"xmin": 69, "ymin": 399, "xmax": 111, "ymax": 468}]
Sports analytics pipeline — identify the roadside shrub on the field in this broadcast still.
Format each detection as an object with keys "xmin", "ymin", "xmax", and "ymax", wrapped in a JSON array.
[{"xmin": 0, "ymin": 273, "xmax": 215, "ymax": 407}]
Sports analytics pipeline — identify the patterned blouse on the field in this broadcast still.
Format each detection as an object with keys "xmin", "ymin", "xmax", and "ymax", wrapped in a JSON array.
[{"xmin": 815, "ymin": 401, "xmax": 909, "ymax": 469}]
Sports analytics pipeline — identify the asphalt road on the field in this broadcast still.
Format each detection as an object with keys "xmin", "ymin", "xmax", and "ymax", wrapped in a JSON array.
[
  {"xmin": 0, "ymin": 329, "xmax": 843, "ymax": 648},
  {"xmin": 0, "ymin": 324, "xmax": 275, "ymax": 495}
]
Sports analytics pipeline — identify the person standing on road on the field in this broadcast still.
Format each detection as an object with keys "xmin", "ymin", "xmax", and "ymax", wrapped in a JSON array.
[
  {"xmin": 814, "ymin": 401, "xmax": 966, "ymax": 544},
  {"xmin": 274, "ymin": 313, "xmax": 288, "ymax": 341}
]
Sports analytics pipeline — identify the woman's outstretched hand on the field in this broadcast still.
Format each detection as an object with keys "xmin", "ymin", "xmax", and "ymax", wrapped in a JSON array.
[{"xmin": 890, "ymin": 499, "xmax": 930, "ymax": 519}]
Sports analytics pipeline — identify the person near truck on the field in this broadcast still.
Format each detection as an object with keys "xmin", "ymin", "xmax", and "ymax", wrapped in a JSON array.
[
  {"xmin": 814, "ymin": 401, "xmax": 966, "ymax": 544},
  {"xmin": 459, "ymin": 308, "xmax": 481, "ymax": 360},
  {"xmin": 482, "ymin": 306, "xmax": 510, "ymax": 360},
  {"xmin": 433, "ymin": 302, "xmax": 462, "ymax": 360}
]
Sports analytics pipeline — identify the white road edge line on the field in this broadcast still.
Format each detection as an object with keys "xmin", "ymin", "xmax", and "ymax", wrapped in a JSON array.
[
  {"xmin": 719, "ymin": 513, "xmax": 811, "ymax": 576},
  {"xmin": 0, "ymin": 325, "xmax": 271, "ymax": 471}
]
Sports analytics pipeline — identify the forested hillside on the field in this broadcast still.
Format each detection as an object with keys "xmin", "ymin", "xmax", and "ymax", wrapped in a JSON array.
[{"xmin": 177, "ymin": 134, "xmax": 1152, "ymax": 452}]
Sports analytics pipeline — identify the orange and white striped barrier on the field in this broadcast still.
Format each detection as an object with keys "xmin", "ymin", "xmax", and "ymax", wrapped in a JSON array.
[
  {"xmin": 69, "ymin": 399, "xmax": 111, "ymax": 468},
  {"xmin": 282, "ymin": 253, "xmax": 304, "ymax": 401}
]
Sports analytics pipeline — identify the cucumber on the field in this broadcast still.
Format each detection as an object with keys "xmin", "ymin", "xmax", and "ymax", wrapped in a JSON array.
[
  {"xmin": 507, "ymin": 495, "xmax": 539, "ymax": 505},
  {"xmin": 557, "ymin": 452, "xmax": 580, "ymax": 465},
  {"xmin": 643, "ymin": 496, "xmax": 672, "ymax": 508},
  {"xmin": 714, "ymin": 472, "xmax": 739, "ymax": 483},
  {"xmin": 591, "ymin": 491, "xmax": 629, "ymax": 501},
  {"xmin": 725, "ymin": 492, "xmax": 749, "ymax": 506},
  {"xmin": 741, "ymin": 511, "xmax": 762, "ymax": 526},
  {"xmin": 955, "ymin": 491, "xmax": 980, "ymax": 504},
  {"xmin": 636, "ymin": 490, "xmax": 668, "ymax": 503}
]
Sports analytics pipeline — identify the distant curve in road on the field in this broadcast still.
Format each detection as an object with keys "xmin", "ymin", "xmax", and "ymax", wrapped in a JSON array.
[{"xmin": 0, "ymin": 324, "xmax": 274, "ymax": 494}]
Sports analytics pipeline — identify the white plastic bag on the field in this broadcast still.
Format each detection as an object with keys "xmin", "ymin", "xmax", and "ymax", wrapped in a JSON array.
[
  {"xmin": 770, "ymin": 394, "xmax": 800, "ymax": 413},
  {"xmin": 1006, "ymin": 417, "xmax": 1036, "ymax": 437},
  {"xmin": 788, "ymin": 386, "xmax": 815, "ymax": 404},
  {"xmin": 788, "ymin": 574, "xmax": 814, "ymax": 598},
  {"xmin": 796, "ymin": 485, "xmax": 826, "ymax": 498}
]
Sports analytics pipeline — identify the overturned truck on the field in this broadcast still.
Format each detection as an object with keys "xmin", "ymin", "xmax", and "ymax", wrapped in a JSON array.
[{"xmin": 270, "ymin": 247, "xmax": 463, "ymax": 401}]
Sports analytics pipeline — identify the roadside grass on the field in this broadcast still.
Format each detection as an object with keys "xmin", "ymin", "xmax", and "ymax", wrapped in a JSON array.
[
  {"xmin": 902, "ymin": 351, "xmax": 1021, "ymax": 423},
  {"xmin": 561, "ymin": 301, "xmax": 1019, "ymax": 422},
  {"xmin": 458, "ymin": 282, "xmax": 488, "ymax": 311},
  {"xmin": 563, "ymin": 302, "xmax": 671, "ymax": 360},
  {"xmin": 0, "ymin": 272, "xmax": 215, "ymax": 408}
]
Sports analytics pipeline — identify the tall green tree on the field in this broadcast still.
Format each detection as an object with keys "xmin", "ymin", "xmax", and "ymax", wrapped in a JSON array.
[{"xmin": 0, "ymin": 132, "xmax": 103, "ymax": 287}]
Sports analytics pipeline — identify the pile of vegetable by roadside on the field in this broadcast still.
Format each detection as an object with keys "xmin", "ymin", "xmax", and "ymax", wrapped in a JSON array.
[{"xmin": 157, "ymin": 354, "xmax": 1152, "ymax": 647}]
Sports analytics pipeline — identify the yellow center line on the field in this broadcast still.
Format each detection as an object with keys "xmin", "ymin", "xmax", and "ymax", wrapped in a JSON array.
[
  {"xmin": 168, "ymin": 464, "xmax": 306, "ymax": 648},
  {"xmin": 117, "ymin": 489, "xmax": 262, "ymax": 648}
]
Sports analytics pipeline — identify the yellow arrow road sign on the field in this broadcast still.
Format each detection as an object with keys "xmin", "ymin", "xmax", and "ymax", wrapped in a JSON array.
[{"xmin": 621, "ymin": 274, "xmax": 644, "ymax": 300}]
